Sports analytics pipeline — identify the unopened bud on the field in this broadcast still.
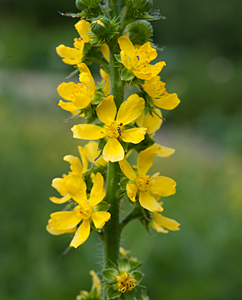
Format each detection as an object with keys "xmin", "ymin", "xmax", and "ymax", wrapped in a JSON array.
[
  {"xmin": 126, "ymin": 20, "xmax": 153, "ymax": 45},
  {"xmin": 75, "ymin": 0, "xmax": 89, "ymax": 10},
  {"xmin": 91, "ymin": 16, "xmax": 110, "ymax": 37},
  {"xmin": 132, "ymin": 0, "xmax": 153, "ymax": 12}
]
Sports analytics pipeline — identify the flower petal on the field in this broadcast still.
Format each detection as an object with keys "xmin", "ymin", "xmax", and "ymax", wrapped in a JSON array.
[
  {"xmin": 89, "ymin": 172, "xmax": 106, "ymax": 207},
  {"xmin": 72, "ymin": 124, "xmax": 106, "ymax": 140},
  {"xmin": 118, "ymin": 159, "xmax": 137, "ymax": 181},
  {"xmin": 96, "ymin": 95, "xmax": 116, "ymax": 123},
  {"xmin": 126, "ymin": 183, "xmax": 138, "ymax": 202},
  {"xmin": 70, "ymin": 219, "xmax": 90, "ymax": 248},
  {"xmin": 63, "ymin": 155, "xmax": 83, "ymax": 175},
  {"xmin": 137, "ymin": 145, "xmax": 160, "ymax": 175},
  {"xmin": 150, "ymin": 176, "xmax": 176, "ymax": 196},
  {"xmin": 79, "ymin": 72, "xmax": 95, "ymax": 92},
  {"xmin": 139, "ymin": 191, "xmax": 163, "ymax": 212},
  {"xmin": 78, "ymin": 146, "xmax": 88, "ymax": 172},
  {"xmin": 46, "ymin": 219, "xmax": 76, "ymax": 235},
  {"xmin": 56, "ymin": 45, "xmax": 81, "ymax": 62},
  {"xmin": 153, "ymin": 93, "xmax": 180, "ymax": 110},
  {"xmin": 153, "ymin": 212, "xmax": 180, "ymax": 231},
  {"xmin": 103, "ymin": 137, "xmax": 124, "ymax": 162},
  {"xmin": 50, "ymin": 211, "xmax": 81, "ymax": 230},
  {"xmin": 49, "ymin": 194, "xmax": 71, "ymax": 204},
  {"xmin": 116, "ymin": 94, "xmax": 144, "ymax": 125},
  {"xmin": 118, "ymin": 36, "xmax": 135, "ymax": 58},
  {"xmin": 74, "ymin": 20, "xmax": 91, "ymax": 42},
  {"xmin": 91, "ymin": 211, "xmax": 111, "ymax": 229},
  {"xmin": 51, "ymin": 177, "xmax": 68, "ymax": 196},
  {"xmin": 121, "ymin": 128, "xmax": 147, "ymax": 144},
  {"xmin": 155, "ymin": 143, "xmax": 175, "ymax": 157},
  {"xmin": 58, "ymin": 100, "xmax": 79, "ymax": 113},
  {"xmin": 143, "ymin": 108, "xmax": 162, "ymax": 135},
  {"xmin": 57, "ymin": 82, "xmax": 76, "ymax": 100}
]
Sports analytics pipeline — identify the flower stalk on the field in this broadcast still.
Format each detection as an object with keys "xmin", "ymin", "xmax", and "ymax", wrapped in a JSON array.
[{"xmin": 46, "ymin": 1, "xmax": 181, "ymax": 299}]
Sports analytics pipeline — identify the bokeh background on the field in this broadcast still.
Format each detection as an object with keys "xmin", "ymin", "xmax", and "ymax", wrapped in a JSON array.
[{"xmin": 1, "ymin": 0, "xmax": 242, "ymax": 299}]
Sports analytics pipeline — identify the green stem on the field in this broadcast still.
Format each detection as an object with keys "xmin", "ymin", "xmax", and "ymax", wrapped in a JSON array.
[{"xmin": 103, "ymin": 162, "xmax": 121, "ymax": 266}]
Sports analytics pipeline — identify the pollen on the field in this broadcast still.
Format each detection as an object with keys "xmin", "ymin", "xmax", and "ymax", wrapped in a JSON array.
[
  {"xmin": 136, "ymin": 174, "xmax": 151, "ymax": 191},
  {"xmin": 116, "ymin": 271, "xmax": 137, "ymax": 293}
]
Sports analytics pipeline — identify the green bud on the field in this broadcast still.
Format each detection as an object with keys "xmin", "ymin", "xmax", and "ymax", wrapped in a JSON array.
[
  {"xmin": 91, "ymin": 16, "xmax": 110, "ymax": 37},
  {"xmin": 75, "ymin": 0, "xmax": 90, "ymax": 10},
  {"xmin": 132, "ymin": 0, "xmax": 153, "ymax": 12},
  {"xmin": 126, "ymin": 20, "xmax": 153, "ymax": 45},
  {"xmin": 75, "ymin": 0, "xmax": 101, "ymax": 11},
  {"xmin": 91, "ymin": 91, "xmax": 104, "ymax": 105}
]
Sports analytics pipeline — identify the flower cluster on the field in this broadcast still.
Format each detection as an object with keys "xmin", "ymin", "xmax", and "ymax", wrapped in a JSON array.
[{"xmin": 47, "ymin": 1, "xmax": 180, "ymax": 298}]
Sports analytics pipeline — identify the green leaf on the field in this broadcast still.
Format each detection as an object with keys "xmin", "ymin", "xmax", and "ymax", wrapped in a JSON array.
[
  {"xmin": 114, "ymin": 54, "xmax": 122, "ymax": 63},
  {"xmin": 121, "ymin": 67, "xmax": 135, "ymax": 81},
  {"xmin": 118, "ymin": 258, "xmax": 131, "ymax": 273},
  {"xmin": 107, "ymin": 286, "xmax": 122, "ymax": 299},
  {"xmin": 94, "ymin": 201, "xmax": 110, "ymax": 212},
  {"xmin": 103, "ymin": 268, "xmax": 119, "ymax": 283},
  {"xmin": 119, "ymin": 177, "xmax": 129, "ymax": 190},
  {"xmin": 131, "ymin": 271, "xmax": 143, "ymax": 285}
]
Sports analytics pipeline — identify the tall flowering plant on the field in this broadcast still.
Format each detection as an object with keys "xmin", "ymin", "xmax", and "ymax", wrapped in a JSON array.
[{"xmin": 47, "ymin": 0, "xmax": 181, "ymax": 299}]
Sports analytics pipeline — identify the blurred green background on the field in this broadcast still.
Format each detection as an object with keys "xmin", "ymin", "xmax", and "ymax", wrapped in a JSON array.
[{"xmin": 1, "ymin": 0, "xmax": 242, "ymax": 299}]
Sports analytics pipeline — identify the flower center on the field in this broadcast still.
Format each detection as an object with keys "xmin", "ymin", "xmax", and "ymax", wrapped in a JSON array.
[
  {"xmin": 136, "ymin": 174, "xmax": 151, "ymax": 191},
  {"xmin": 116, "ymin": 271, "xmax": 137, "ymax": 293},
  {"xmin": 74, "ymin": 202, "xmax": 92, "ymax": 219},
  {"xmin": 104, "ymin": 121, "xmax": 123, "ymax": 138}
]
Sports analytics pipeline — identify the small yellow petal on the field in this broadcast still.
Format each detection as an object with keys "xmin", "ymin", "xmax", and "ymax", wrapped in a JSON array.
[
  {"xmin": 46, "ymin": 219, "xmax": 76, "ymax": 235},
  {"xmin": 150, "ymin": 176, "xmax": 176, "ymax": 196},
  {"xmin": 116, "ymin": 94, "xmax": 144, "ymax": 125},
  {"xmin": 58, "ymin": 100, "xmax": 79, "ymax": 112},
  {"xmin": 50, "ymin": 211, "xmax": 81, "ymax": 230},
  {"xmin": 63, "ymin": 155, "xmax": 83, "ymax": 175},
  {"xmin": 91, "ymin": 211, "xmax": 111, "ymax": 229},
  {"xmin": 118, "ymin": 36, "xmax": 135, "ymax": 58},
  {"xmin": 118, "ymin": 159, "xmax": 137, "ymax": 181},
  {"xmin": 89, "ymin": 173, "xmax": 106, "ymax": 207},
  {"xmin": 126, "ymin": 183, "xmax": 138, "ymax": 202},
  {"xmin": 153, "ymin": 212, "xmax": 180, "ymax": 231},
  {"xmin": 153, "ymin": 93, "xmax": 180, "ymax": 110},
  {"xmin": 51, "ymin": 177, "xmax": 68, "ymax": 196},
  {"xmin": 143, "ymin": 108, "xmax": 163, "ymax": 135},
  {"xmin": 78, "ymin": 146, "xmax": 88, "ymax": 172},
  {"xmin": 103, "ymin": 137, "xmax": 124, "ymax": 162},
  {"xmin": 139, "ymin": 191, "xmax": 163, "ymax": 212},
  {"xmin": 74, "ymin": 20, "xmax": 91, "ymax": 42},
  {"xmin": 49, "ymin": 194, "xmax": 71, "ymax": 204},
  {"xmin": 96, "ymin": 95, "xmax": 116, "ymax": 124},
  {"xmin": 72, "ymin": 124, "xmax": 106, "ymax": 140},
  {"xmin": 121, "ymin": 128, "xmax": 147, "ymax": 144},
  {"xmin": 57, "ymin": 82, "xmax": 76, "ymax": 100},
  {"xmin": 70, "ymin": 219, "xmax": 90, "ymax": 248},
  {"xmin": 79, "ymin": 72, "xmax": 95, "ymax": 92}
]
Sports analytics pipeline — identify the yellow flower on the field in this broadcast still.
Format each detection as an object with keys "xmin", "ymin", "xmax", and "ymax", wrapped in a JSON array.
[
  {"xmin": 116, "ymin": 271, "xmax": 137, "ymax": 293},
  {"xmin": 56, "ymin": 20, "xmax": 91, "ymax": 66},
  {"xmin": 78, "ymin": 141, "xmax": 106, "ymax": 168},
  {"xmin": 49, "ymin": 154, "xmax": 86, "ymax": 204},
  {"xmin": 57, "ymin": 63, "xmax": 96, "ymax": 114},
  {"xmin": 118, "ymin": 36, "xmax": 166, "ymax": 80},
  {"xmin": 118, "ymin": 144, "xmax": 176, "ymax": 212},
  {"xmin": 135, "ymin": 108, "xmax": 163, "ymax": 136},
  {"xmin": 150, "ymin": 209, "xmax": 180, "ymax": 233},
  {"xmin": 49, "ymin": 172, "xmax": 110, "ymax": 248},
  {"xmin": 72, "ymin": 94, "xmax": 147, "ymax": 162},
  {"xmin": 142, "ymin": 75, "xmax": 180, "ymax": 110}
]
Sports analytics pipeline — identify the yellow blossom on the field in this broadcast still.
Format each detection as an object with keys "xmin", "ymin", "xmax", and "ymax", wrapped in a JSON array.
[
  {"xmin": 118, "ymin": 144, "xmax": 176, "ymax": 212},
  {"xmin": 49, "ymin": 154, "xmax": 86, "ymax": 204},
  {"xmin": 118, "ymin": 36, "xmax": 166, "ymax": 80},
  {"xmin": 49, "ymin": 173, "xmax": 110, "ymax": 248},
  {"xmin": 143, "ymin": 75, "xmax": 180, "ymax": 110},
  {"xmin": 72, "ymin": 94, "xmax": 147, "ymax": 162},
  {"xmin": 57, "ymin": 63, "xmax": 96, "ymax": 114},
  {"xmin": 56, "ymin": 20, "xmax": 91, "ymax": 66},
  {"xmin": 136, "ymin": 108, "xmax": 163, "ymax": 136},
  {"xmin": 78, "ymin": 141, "xmax": 106, "ymax": 168},
  {"xmin": 116, "ymin": 271, "xmax": 137, "ymax": 293}
]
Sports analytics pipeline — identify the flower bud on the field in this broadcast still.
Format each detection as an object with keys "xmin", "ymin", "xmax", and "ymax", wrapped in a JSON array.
[
  {"xmin": 75, "ymin": 0, "xmax": 90, "ymax": 10},
  {"xmin": 91, "ymin": 16, "xmax": 110, "ymax": 37},
  {"xmin": 132, "ymin": 0, "xmax": 153, "ymax": 12},
  {"xmin": 126, "ymin": 20, "xmax": 153, "ymax": 45}
]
